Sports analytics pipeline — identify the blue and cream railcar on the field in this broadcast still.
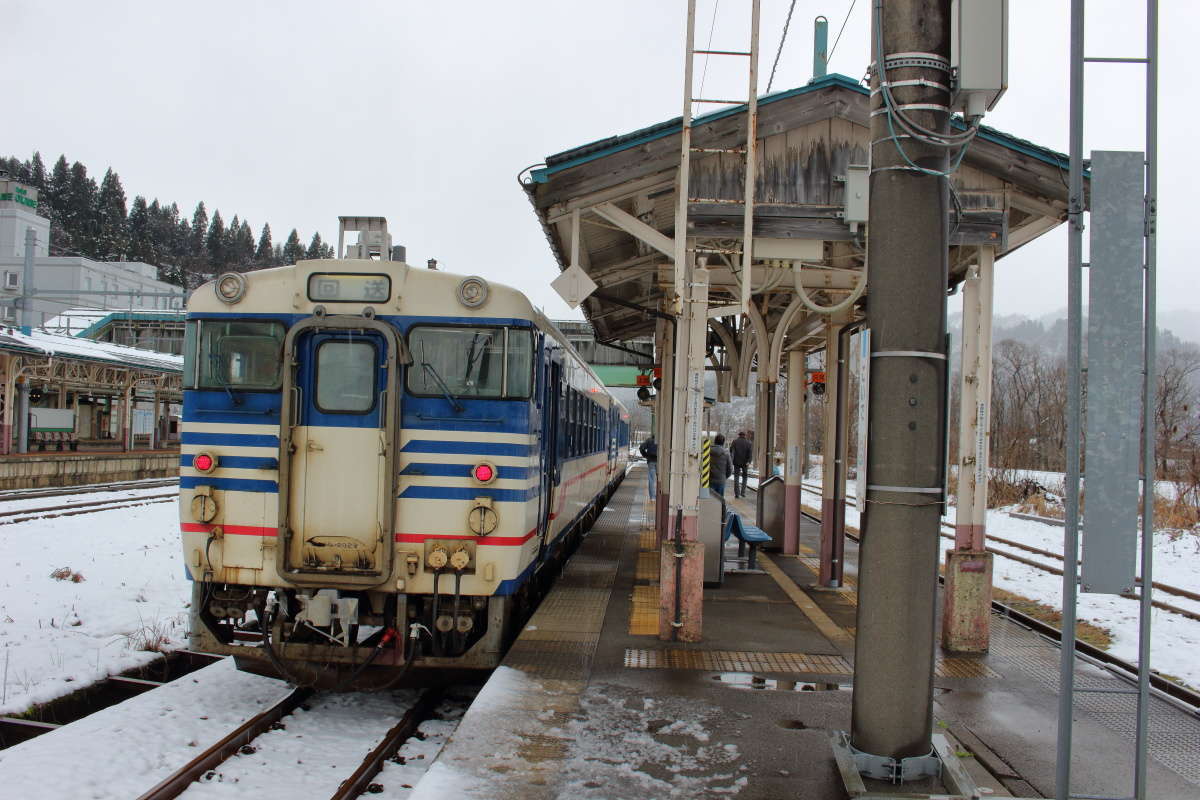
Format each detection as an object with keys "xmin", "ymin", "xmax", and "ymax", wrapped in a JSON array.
[{"xmin": 181, "ymin": 221, "xmax": 628, "ymax": 686}]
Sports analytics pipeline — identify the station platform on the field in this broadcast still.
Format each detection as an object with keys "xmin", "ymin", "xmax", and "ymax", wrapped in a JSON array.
[{"xmin": 411, "ymin": 466, "xmax": 1200, "ymax": 799}]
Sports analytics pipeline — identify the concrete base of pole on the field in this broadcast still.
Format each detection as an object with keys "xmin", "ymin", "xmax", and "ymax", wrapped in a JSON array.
[
  {"xmin": 658, "ymin": 521, "xmax": 703, "ymax": 642},
  {"xmin": 782, "ymin": 483, "xmax": 803, "ymax": 554},
  {"xmin": 940, "ymin": 550, "xmax": 993, "ymax": 653}
]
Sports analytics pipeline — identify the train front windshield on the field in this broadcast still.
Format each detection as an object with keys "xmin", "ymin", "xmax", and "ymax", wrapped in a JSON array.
[{"xmin": 406, "ymin": 326, "xmax": 532, "ymax": 399}]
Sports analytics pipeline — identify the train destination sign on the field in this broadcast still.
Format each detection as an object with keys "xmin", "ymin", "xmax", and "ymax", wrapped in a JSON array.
[{"xmin": 307, "ymin": 272, "xmax": 391, "ymax": 303}]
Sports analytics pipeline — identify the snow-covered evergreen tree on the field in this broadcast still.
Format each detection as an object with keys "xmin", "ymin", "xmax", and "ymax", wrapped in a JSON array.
[
  {"xmin": 256, "ymin": 223, "xmax": 274, "ymax": 265},
  {"xmin": 206, "ymin": 210, "xmax": 226, "ymax": 269},
  {"xmin": 282, "ymin": 229, "xmax": 305, "ymax": 264},
  {"xmin": 94, "ymin": 168, "xmax": 129, "ymax": 260}
]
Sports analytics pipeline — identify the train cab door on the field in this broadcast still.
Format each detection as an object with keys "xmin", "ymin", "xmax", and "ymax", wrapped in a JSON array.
[
  {"xmin": 278, "ymin": 317, "xmax": 403, "ymax": 585},
  {"xmin": 538, "ymin": 360, "xmax": 563, "ymax": 553}
]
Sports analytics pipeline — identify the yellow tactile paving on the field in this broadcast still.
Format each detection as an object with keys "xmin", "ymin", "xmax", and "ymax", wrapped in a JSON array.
[
  {"xmin": 758, "ymin": 553, "xmax": 855, "ymax": 648},
  {"xmin": 629, "ymin": 584, "xmax": 660, "ymax": 635},
  {"xmin": 624, "ymin": 648, "xmax": 852, "ymax": 675},
  {"xmin": 638, "ymin": 524, "xmax": 657, "ymax": 552},
  {"xmin": 636, "ymin": 551, "xmax": 659, "ymax": 582},
  {"xmin": 935, "ymin": 657, "xmax": 1001, "ymax": 679}
]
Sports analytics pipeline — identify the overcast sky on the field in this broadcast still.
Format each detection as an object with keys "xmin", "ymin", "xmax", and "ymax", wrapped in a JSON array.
[{"xmin": 5, "ymin": 1, "xmax": 1189, "ymax": 325}]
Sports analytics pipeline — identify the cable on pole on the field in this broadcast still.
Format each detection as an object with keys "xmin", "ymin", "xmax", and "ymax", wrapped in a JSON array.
[{"xmin": 766, "ymin": 0, "xmax": 797, "ymax": 93}]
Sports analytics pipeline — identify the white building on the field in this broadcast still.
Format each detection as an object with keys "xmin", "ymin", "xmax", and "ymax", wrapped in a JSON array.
[{"xmin": 0, "ymin": 175, "xmax": 185, "ymax": 327}]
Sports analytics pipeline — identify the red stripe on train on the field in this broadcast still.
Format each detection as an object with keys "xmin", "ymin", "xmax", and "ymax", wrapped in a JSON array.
[
  {"xmin": 393, "ymin": 528, "xmax": 538, "ymax": 546},
  {"xmin": 181, "ymin": 523, "xmax": 277, "ymax": 536}
]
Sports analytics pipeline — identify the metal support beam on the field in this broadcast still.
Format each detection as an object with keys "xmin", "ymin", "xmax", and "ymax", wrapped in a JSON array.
[
  {"xmin": 655, "ymin": 317, "xmax": 674, "ymax": 542},
  {"xmin": 660, "ymin": 265, "xmax": 709, "ymax": 641},
  {"xmin": 819, "ymin": 321, "xmax": 846, "ymax": 586},
  {"xmin": 942, "ymin": 246, "xmax": 996, "ymax": 653},
  {"xmin": 783, "ymin": 349, "xmax": 807, "ymax": 553},
  {"xmin": 15, "ymin": 379, "xmax": 29, "ymax": 454}
]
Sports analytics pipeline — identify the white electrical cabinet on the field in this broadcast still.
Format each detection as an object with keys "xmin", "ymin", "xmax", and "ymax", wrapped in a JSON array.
[{"xmin": 951, "ymin": 0, "xmax": 1008, "ymax": 118}]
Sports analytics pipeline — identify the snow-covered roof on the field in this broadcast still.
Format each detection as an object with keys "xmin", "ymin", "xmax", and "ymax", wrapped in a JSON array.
[
  {"xmin": 0, "ymin": 327, "xmax": 183, "ymax": 373},
  {"xmin": 42, "ymin": 308, "xmax": 186, "ymax": 338}
]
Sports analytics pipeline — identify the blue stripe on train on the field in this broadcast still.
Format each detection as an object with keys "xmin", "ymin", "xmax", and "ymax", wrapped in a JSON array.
[
  {"xmin": 400, "ymin": 440, "xmax": 535, "ymax": 457},
  {"xmin": 183, "ymin": 390, "xmax": 282, "ymax": 425},
  {"xmin": 399, "ymin": 463, "xmax": 528, "ymax": 480},
  {"xmin": 181, "ymin": 432, "xmax": 280, "ymax": 448},
  {"xmin": 180, "ymin": 476, "xmax": 279, "ymax": 493},
  {"xmin": 398, "ymin": 485, "xmax": 538, "ymax": 502},
  {"xmin": 181, "ymin": 454, "xmax": 279, "ymax": 470}
]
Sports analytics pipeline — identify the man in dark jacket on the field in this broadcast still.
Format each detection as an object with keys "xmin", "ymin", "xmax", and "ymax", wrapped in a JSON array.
[
  {"xmin": 730, "ymin": 431, "xmax": 753, "ymax": 497},
  {"xmin": 639, "ymin": 435, "xmax": 658, "ymax": 501},
  {"xmin": 708, "ymin": 434, "xmax": 734, "ymax": 497}
]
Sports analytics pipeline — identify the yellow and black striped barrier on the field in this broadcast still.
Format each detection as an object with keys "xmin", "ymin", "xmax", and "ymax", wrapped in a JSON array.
[{"xmin": 700, "ymin": 437, "xmax": 711, "ymax": 488}]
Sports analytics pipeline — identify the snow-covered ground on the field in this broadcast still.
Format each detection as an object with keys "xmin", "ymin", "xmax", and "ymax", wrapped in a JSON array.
[
  {"xmin": 0, "ymin": 496, "xmax": 190, "ymax": 714},
  {"xmin": 0, "ymin": 658, "xmax": 289, "ymax": 797},
  {"xmin": 793, "ymin": 466, "xmax": 1200, "ymax": 690}
]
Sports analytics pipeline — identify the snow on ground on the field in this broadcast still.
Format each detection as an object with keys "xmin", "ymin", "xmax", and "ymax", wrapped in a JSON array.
[
  {"xmin": 794, "ymin": 470, "xmax": 1200, "ymax": 690},
  {"xmin": 0, "ymin": 498, "xmax": 190, "ymax": 714},
  {"xmin": 0, "ymin": 657, "xmax": 290, "ymax": 798},
  {"xmin": 373, "ymin": 691, "xmax": 475, "ymax": 798},
  {"xmin": 0, "ymin": 483, "xmax": 176, "ymax": 515},
  {"xmin": 179, "ymin": 689, "xmax": 421, "ymax": 799}
]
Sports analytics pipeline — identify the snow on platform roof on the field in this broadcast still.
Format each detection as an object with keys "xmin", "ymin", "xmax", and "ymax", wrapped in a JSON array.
[
  {"xmin": 43, "ymin": 308, "xmax": 186, "ymax": 338},
  {"xmin": 0, "ymin": 327, "xmax": 183, "ymax": 373}
]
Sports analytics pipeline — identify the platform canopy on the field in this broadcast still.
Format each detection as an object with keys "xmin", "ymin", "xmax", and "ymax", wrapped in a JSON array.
[{"xmin": 524, "ymin": 74, "xmax": 1075, "ymax": 347}]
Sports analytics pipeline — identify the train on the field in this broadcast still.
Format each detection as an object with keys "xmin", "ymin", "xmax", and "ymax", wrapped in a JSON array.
[{"xmin": 180, "ymin": 217, "xmax": 629, "ymax": 687}]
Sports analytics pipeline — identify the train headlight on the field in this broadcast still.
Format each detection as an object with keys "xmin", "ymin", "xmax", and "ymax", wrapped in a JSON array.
[
  {"xmin": 457, "ymin": 277, "xmax": 489, "ymax": 308},
  {"xmin": 214, "ymin": 272, "xmax": 247, "ymax": 304},
  {"xmin": 193, "ymin": 452, "xmax": 218, "ymax": 473},
  {"xmin": 472, "ymin": 461, "xmax": 497, "ymax": 484}
]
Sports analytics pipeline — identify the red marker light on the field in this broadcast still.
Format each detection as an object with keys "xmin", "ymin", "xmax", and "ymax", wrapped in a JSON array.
[
  {"xmin": 473, "ymin": 463, "xmax": 495, "ymax": 483},
  {"xmin": 194, "ymin": 453, "xmax": 215, "ymax": 472}
]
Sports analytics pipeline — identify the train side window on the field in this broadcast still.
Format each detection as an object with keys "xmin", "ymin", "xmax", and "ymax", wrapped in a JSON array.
[{"xmin": 315, "ymin": 339, "xmax": 377, "ymax": 413}]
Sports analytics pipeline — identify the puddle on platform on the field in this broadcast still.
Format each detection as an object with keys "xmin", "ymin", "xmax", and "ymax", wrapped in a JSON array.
[{"xmin": 712, "ymin": 672, "xmax": 850, "ymax": 691}]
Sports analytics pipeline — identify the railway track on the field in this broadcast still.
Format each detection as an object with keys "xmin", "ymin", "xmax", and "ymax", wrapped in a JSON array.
[
  {"xmin": 135, "ymin": 688, "xmax": 443, "ymax": 800},
  {"xmin": 0, "ymin": 477, "xmax": 178, "ymax": 502},
  {"xmin": 776, "ymin": 481, "xmax": 1200, "ymax": 713},
  {"xmin": 796, "ymin": 480, "xmax": 1200, "ymax": 620},
  {"xmin": 0, "ymin": 492, "xmax": 178, "ymax": 526}
]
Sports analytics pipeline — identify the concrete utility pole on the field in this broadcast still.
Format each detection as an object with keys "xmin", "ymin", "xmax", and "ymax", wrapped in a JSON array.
[
  {"xmin": 943, "ymin": 246, "xmax": 996, "ymax": 652},
  {"xmin": 20, "ymin": 227, "xmax": 35, "ymax": 335},
  {"xmin": 851, "ymin": 0, "xmax": 951, "ymax": 766},
  {"xmin": 782, "ymin": 349, "xmax": 807, "ymax": 553}
]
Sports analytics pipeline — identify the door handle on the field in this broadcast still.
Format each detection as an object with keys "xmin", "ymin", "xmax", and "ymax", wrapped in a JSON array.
[{"xmin": 307, "ymin": 439, "xmax": 324, "ymax": 452}]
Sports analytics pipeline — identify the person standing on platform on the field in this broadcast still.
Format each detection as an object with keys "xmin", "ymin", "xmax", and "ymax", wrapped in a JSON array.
[
  {"xmin": 639, "ymin": 434, "xmax": 658, "ymax": 501},
  {"xmin": 730, "ymin": 430, "xmax": 752, "ymax": 497},
  {"xmin": 708, "ymin": 434, "xmax": 734, "ymax": 497}
]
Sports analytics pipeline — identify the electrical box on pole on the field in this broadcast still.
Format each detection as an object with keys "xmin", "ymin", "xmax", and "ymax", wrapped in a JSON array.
[{"xmin": 950, "ymin": 0, "xmax": 1008, "ymax": 118}]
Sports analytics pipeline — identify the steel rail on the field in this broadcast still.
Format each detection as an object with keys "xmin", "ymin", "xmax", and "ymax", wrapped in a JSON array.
[
  {"xmin": 0, "ymin": 492, "xmax": 177, "ymax": 520},
  {"xmin": 797, "ymin": 480, "xmax": 1200, "ymax": 611},
  {"xmin": 790, "ymin": 507, "xmax": 1200, "ymax": 714},
  {"xmin": 135, "ymin": 687, "xmax": 313, "ymax": 800},
  {"xmin": 0, "ymin": 495, "xmax": 176, "ymax": 526},
  {"xmin": 0, "ymin": 477, "xmax": 178, "ymax": 501},
  {"xmin": 330, "ymin": 689, "xmax": 442, "ymax": 800}
]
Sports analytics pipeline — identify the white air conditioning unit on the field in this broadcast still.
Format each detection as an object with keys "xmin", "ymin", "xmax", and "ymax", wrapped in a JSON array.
[{"xmin": 3, "ymin": 271, "xmax": 18, "ymax": 291}]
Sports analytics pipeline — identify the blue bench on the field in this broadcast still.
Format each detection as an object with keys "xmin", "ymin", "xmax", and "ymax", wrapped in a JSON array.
[{"xmin": 722, "ymin": 512, "xmax": 772, "ymax": 570}]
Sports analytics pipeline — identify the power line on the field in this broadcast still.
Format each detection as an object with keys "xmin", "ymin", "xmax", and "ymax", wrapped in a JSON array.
[
  {"xmin": 827, "ymin": 0, "xmax": 859, "ymax": 64},
  {"xmin": 697, "ymin": 0, "xmax": 721, "ymax": 103},
  {"xmin": 767, "ymin": 0, "xmax": 798, "ymax": 93}
]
